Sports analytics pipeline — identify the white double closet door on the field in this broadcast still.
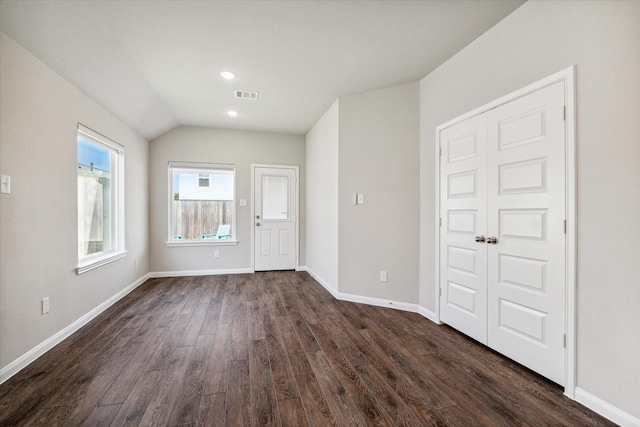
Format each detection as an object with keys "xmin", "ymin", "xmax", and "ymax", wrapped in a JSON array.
[{"xmin": 439, "ymin": 81, "xmax": 566, "ymax": 385}]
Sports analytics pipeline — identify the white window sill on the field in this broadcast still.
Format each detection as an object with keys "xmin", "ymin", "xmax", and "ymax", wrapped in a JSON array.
[
  {"xmin": 77, "ymin": 250, "xmax": 128, "ymax": 275},
  {"xmin": 166, "ymin": 240, "xmax": 239, "ymax": 247}
]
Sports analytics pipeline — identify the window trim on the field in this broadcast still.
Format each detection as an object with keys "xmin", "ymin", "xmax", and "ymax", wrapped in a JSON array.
[
  {"xmin": 76, "ymin": 124, "xmax": 126, "ymax": 274},
  {"xmin": 166, "ymin": 161, "xmax": 238, "ymax": 246},
  {"xmin": 77, "ymin": 250, "xmax": 128, "ymax": 275}
]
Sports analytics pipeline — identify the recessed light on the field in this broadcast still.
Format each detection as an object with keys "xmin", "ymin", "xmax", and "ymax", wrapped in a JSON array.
[
  {"xmin": 220, "ymin": 71, "xmax": 236, "ymax": 80},
  {"xmin": 227, "ymin": 110, "xmax": 239, "ymax": 117}
]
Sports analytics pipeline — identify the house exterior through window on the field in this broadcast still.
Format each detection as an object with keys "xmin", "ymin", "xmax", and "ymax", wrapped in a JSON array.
[
  {"xmin": 168, "ymin": 162, "xmax": 235, "ymax": 244},
  {"xmin": 77, "ymin": 124, "xmax": 126, "ymax": 273}
]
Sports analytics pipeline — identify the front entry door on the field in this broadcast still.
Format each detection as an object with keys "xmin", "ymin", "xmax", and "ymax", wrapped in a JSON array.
[{"xmin": 254, "ymin": 166, "xmax": 298, "ymax": 271}]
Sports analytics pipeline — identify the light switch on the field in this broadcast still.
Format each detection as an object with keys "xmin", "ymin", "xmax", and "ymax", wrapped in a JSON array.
[
  {"xmin": 357, "ymin": 193, "xmax": 365, "ymax": 205},
  {"xmin": 1, "ymin": 175, "xmax": 10, "ymax": 194}
]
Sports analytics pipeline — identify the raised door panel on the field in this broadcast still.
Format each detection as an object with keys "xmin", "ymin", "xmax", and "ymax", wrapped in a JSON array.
[
  {"xmin": 260, "ymin": 230, "xmax": 272, "ymax": 256},
  {"xmin": 499, "ymin": 158, "xmax": 547, "ymax": 195}
]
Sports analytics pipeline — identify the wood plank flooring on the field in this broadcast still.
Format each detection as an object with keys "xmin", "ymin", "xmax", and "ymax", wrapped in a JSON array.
[{"xmin": 0, "ymin": 272, "xmax": 614, "ymax": 426}]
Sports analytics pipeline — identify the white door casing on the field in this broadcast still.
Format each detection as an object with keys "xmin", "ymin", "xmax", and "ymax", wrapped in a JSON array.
[
  {"xmin": 438, "ymin": 74, "xmax": 571, "ymax": 387},
  {"xmin": 253, "ymin": 166, "xmax": 298, "ymax": 271}
]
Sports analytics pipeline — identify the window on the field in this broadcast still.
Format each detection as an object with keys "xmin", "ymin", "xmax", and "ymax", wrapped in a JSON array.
[
  {"xmin": 77, "ymin": 124, "xmax": 126, "ymax": 273},
  {"xmin": 198, "ymin": 174, "xmax": 210, "ymax": 187},
  {"xmin": 168, "ymin": 162, "xmax": 236, "ymax": 245}
]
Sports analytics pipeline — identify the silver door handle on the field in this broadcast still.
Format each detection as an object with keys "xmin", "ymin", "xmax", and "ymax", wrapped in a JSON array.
[
  {"xmin": 487, "ymin": 236, "xmax": 498, "ymax": 244},
  {"xmin": 474, "ymin": 235, "xmax": 486, "ymax": 243}
]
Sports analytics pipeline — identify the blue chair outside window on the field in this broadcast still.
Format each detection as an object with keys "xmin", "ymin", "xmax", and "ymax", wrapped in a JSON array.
[{"xmin": 201, "ymin": 224, "xmax": 231, "ymax": 240}]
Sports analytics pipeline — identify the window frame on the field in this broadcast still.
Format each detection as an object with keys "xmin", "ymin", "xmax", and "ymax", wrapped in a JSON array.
[
  {"xmin": 166, "ymin": 161, "xmax": 238, "ymax": 247},
  {"xmin": 76, "ymin": 124, "xmax": 126, "ymax": 274}
]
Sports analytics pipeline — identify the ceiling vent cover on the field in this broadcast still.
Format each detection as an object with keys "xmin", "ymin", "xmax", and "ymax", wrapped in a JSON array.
[{"xmin": 234, "ymin": 90, "xmax": 259, "ymax": 100}]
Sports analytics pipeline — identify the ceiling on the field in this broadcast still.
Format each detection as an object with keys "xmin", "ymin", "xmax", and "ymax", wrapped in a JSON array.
[{"xmin": 0, "ymin": 0, "xmax": 525, "ymax": 140}]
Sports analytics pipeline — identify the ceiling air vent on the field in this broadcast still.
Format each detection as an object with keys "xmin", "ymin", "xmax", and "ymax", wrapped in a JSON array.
[{"xmin": 234, "ymin": 90, "xmax": 259, "ymax": 100}]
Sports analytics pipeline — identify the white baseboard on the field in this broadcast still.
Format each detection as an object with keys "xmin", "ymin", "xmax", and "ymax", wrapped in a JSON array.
[
  {"xmin": 574, "ymin": 387, "xmax": 640, "ymax": 427},
  {"xmin": 149, "ymin": 268, "xmax": 253, "ymax": 278},
  {"xmin": 417, "ymin": 305, "xmax": 439, "ymax": 323},
  {"xmin": 304, "ymin": 267, "xmax": 418, "ymax": 313},
  {"xmin": 337, "ymin": 291, "xmax": 419, "ymax": 313},
  {"xmin": 0, "ymin": 272, "xmax": 151, "ymax": 385},
  {"xmin": 304, "ymin": 267, "xmax": 339, "ymax": 298}
]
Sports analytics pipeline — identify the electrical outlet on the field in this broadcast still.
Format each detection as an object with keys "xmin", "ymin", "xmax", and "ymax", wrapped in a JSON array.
[
  {"xmin": 0, "ymin": 175, "xmax": 10, "ymax": 194},
  {"xmin": 380, "ymin": 271, "xmax": 388, "ymax": 282},
  {"xmin": 214, "ymin": 250, "xmax": 220, "ymax": 258},
  {"xmin": 42, "ymin": 297, "xmax": 50, "ymax": 314}
]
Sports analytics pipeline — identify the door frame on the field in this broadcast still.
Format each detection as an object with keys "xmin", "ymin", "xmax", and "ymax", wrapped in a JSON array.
[
  {"xmin": 251, "ymin": 164, "xmax": 300, "ymax": 272},
  {"xmin": 433, "ymin": 66, "xmax": 577, "ymax": 397}
]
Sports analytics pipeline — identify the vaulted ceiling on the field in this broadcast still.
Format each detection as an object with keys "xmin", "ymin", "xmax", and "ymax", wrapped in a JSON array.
[{"xmin": 0, "ymin": 0, "xmax": 525, "ymax": 140}]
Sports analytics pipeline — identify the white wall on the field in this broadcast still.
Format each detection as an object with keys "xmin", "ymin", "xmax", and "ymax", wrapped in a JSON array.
[
  {"xmin": 0, "ymin": 32, "xmax": 149, "ymax": 374},
  {"xmin": 419, "ymin": 0, "xmax": 640, "ymax": 419},
  {"xmin": 339, "ymin": 82, "xmax": 420, "ymax": 304},
  {"xmin": 149, "ymin": 126, "xmax": 305, "ymax": 273},
  {"xmin": 305, "ymin": 101, "xmax": 339, "ymax": 290}
]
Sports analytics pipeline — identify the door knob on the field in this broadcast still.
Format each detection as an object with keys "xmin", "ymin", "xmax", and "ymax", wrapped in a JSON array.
[
  {"xmin": 474, "ymin": 235, "xmax": 486, "ymax": 243},
  {"xmin": 256, "ymin": 222, "xmax": 261, "ymax": 227},
  {"xmin": 487, "ymin": 236, "xmax": 498, "ymax": 245},
  {"xmin": 256, "ymin": 215, "xmax": 260, "ymax": 219}
]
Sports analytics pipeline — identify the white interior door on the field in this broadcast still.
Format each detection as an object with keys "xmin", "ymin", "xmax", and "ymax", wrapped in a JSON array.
[
  {"xmin": 486, "ymin": 81, "xmax": 566, "ymax": 385},
  {"xmin": 439, "ymin": 81, "xmax": 567, "ymax": 385},
  {"xmin": 439, "ymin": 113, "xmax": 489, "ymax": 344},
  {"xmin": 254, "ymin": 166, "xmax": 298, "ymax": 271}
]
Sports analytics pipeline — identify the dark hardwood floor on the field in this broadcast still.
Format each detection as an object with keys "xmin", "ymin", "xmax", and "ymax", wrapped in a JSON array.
[{"xmin": 0, "ymin": 272, "xmax": 614, "ymax": 426}]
